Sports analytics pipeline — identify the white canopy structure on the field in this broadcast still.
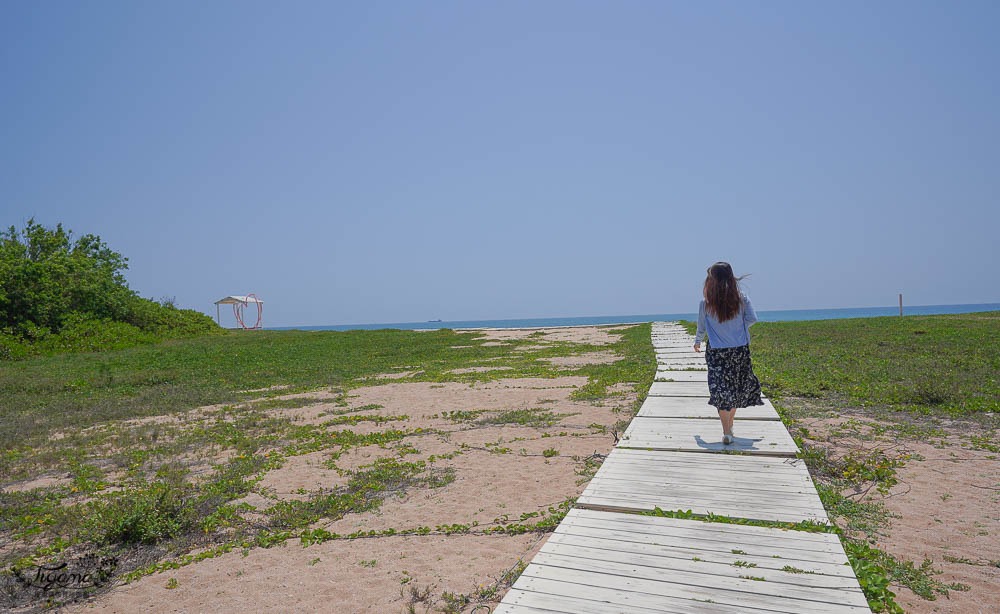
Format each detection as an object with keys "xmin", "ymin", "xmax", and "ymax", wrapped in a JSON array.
[{"xmin": 214, "ymin": 295, "xmax": 263, "ymax": 329}]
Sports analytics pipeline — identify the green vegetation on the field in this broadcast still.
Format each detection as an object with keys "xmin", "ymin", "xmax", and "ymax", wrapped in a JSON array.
[
  {"xmin": 478, "ymin": 408, "xmax": 573, "ymax": 428},
  {"xmin": 1, "ymin": 220, "xmax": 219, "ymax": 360},
  {"xmin": 0, "ymin": 323, "xmax": 651, "ymax": 462},
  {"xmin": 643, "ymin": 507, "xmax": 835, "ymax": 533},
  {"xmin": 733, "ymin": 312, "xmax": 999, "ymax": 612},
  {"xmin": 750, "ymin": 312, "xmax": 1000, "ymax": 417}
]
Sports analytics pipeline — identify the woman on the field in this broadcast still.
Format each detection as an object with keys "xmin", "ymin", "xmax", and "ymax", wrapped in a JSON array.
[{"xmin": 693, "ymin": 262, "xmax": 764, "ymax": 444}]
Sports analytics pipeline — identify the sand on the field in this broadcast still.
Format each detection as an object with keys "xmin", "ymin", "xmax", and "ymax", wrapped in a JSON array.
[
  {"xmin": 68, "ymin": 533, "xmax": 543, "ymax": 613},
  {"xmin": 470, "ymin": 325, "xmax": 622, "ymax": 346},
  {"xmin": 797, "ymin": 411, "xmax": 1000, "ymax": 613},
  {"xmin": 64, "ymin": 326, "xmax": 634, "ymax": 613}
]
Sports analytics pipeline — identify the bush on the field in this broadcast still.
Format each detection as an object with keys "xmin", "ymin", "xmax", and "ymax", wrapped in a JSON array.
[
  {"xmin": 0, "ymin": 329, "xmax": 33, "ymax": 361},
  {"xmin": 0, "ymin": 220, "xmax": 221, "ymax": 358},
  {"xmin": 124, "ymin": 296, "xmax": 218, "ymax": 336},
  {"xmin": 86, "ymin": 482, "xmax": 195, "ymax": 545},
  {"xmin": 35, "ymin": 315, "xmax": 159, "ymax": 354}
]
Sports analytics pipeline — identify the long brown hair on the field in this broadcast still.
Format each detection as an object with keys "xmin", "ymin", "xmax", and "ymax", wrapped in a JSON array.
[{"xmin": 703, "ymin": 262, "xmax": 745, "ymax": 322}]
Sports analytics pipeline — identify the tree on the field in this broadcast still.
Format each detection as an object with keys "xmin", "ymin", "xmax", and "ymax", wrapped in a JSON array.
[{"xmin": 0, "ymin": 219, "xmax": 136, "ymax": 333}]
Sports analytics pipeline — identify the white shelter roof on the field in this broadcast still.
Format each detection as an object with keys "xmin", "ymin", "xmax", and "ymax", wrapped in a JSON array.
[{"xmin": 214, "ymin": 295, "xmax": 264, "ymax": 305}]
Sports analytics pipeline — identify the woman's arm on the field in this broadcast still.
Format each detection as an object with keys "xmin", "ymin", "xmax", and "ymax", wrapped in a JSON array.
[
  {"xmin": 694, "ymin": 300, "xmax": 707, "ymax": 350},
  {"xmin": 743, "ymin": 295, "xmax": 759, "ymax": 327}
]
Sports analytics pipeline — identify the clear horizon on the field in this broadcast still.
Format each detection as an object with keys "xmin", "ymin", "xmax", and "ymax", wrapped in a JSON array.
[
  {"xmin": 265, "ymin": 300, "xmax": 1000, "ymax": 330},
  {"xmin": 4, "ymin": 1, "xmax": 999, "ymax": 328}
]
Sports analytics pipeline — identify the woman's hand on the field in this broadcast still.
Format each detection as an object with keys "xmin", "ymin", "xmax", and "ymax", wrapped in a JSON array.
[{"xmin": 693, "ymin": 344, "xmax": 701, "ymax": 353}]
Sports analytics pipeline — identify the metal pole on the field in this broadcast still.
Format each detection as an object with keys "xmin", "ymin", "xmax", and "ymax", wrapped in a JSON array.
[
  {"xmin": 899, "ymin": 294, "xmax": 903, "ymax": 317},
  {"xmin": 217, "ymin": 304, "xmax": 220, "ymax": 325}
]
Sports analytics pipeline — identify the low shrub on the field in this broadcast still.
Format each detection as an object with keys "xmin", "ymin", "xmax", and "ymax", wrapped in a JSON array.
[{"xmin": 86, "ymin": 482, "xmax": 196, "ymax": 545}]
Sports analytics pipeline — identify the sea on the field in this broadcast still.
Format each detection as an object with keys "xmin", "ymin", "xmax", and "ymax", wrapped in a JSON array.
[{"xmin": 269, "ymin": 303, "xmax": 1000, "ymax": 332}]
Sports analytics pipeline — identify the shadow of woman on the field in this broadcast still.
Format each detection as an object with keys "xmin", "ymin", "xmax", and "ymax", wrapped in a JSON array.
[{"xmin": 694, "ymin": 433, "xmax": 764, "ymax": 452}]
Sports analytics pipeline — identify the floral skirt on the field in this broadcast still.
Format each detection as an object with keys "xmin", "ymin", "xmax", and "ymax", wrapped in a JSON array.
[{"xmin": 705, "ymin": 344, "xmax": 764, "ymax": 411}]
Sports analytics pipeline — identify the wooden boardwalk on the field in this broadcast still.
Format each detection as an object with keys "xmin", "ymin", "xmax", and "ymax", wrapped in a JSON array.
[
  {"xmin": 655, "ymin": 370, "xmax": 710, "ymax": 382},
  {"xmin": 619, "ymin": 418, "xmax": 798, "ymax": 455},
  {"xmin": 497, "ymin": 322, "xmax": 869, "ymax": 613},
  {"xmin": 638, "ymin": 396, "xmax": 780, "ymax": 420},
  {"xmin": 577, "ymin": 448, "xmax": 829, "ymax": 522},
  {"xmin": 496, "ymin": 510, "xmax": 867, "ymax": 614}
]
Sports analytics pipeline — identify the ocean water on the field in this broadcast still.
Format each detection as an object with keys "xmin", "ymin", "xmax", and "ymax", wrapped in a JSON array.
[{"xmin": 270, "ymin": 303, "xmax": 1000, "ymax": 332}]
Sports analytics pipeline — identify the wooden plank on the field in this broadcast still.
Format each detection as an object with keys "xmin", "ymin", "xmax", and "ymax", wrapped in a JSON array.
[
  {"xmin": 638, "ymin": 396, "xmax": 779, "ymax": 420},
  {"xmin": 584, "ymin": 472, "xmax": 821, "ymax": 497},
  {"xmin": 501, "ymin": 581, "xmax": 746, "ymax": 614},
  {"xmin": 526, "ymin": 553, "xmax": 869, "ymax": 610},
  {"xmin": 578, "ymin": 487, "xmax": 827, "ymax": 520},
  {"xmin": 549, "ymin": 528, "xmax": 845, "ymax": 569},
  {"xmin": 528, "ymin": 548, "xmax": 863, "ymax": 603},
  {"xmin": 543, "ymin": 532, "xmax": 856, "ymax": 577},
  {"xmin": 576, "ymin": 491, "xmax": 827, "ymax": 524},
  {"xmin": 649, "ymin": 381, "xmax": 711, "ymax": 396},
  {"xmin": 593, "ymin": 447, "xmax": 809, "ymax": 474},
  {"xmin": 657, "ymin": 364, "xmax": 707, "ymax": 371},
  {"xmin": 516, "ymin": 565, "xmax": 869, "ymax": 614},
  {"xmin": 576, "ymin": 493, "xmax": 827, "ymax": 524},
  {"xmin": 655, "ymin": 370, "xmax": 708, "ymax": 382},
  {"xmin": 590, "ymin": 463, "xmax": 812, "ymax": 487},
  {"xmin": 561, "ymin": 510, "xmax": 842, "ymax": 556},
  {"xmin": 598, "ymin": 447, "xmax": 807, "ymax": 469},
  {"xmin": 593, "ymin": 461, "xmax": 810, "ymax": 483},
  {"xmin": 593, "ymin": 459, "xmax": 811, "ymax": 482},
  {"xmin": 533, "ymin": 543, "xmax": 864, "ymax": 590},
  {"xmin": 619, "ymin": 417, "xmax": 799, "ymax": 456},
  {"xmin": 579, "ymin": 456, "xmax": 827, "ymax": 523},
  {"xmin": 496, "ymin": 588, "xmax": 690, "ymax": 614},
  {"xmin": 593, "ymin": 451, "xmax": 809, "ymax": 478},
  {"xmin": 556, "ymin": 517, "xmax": 842, "ymax": 561},
  {"xmin": 585, "ymin": 472, "xmax": 818, "ymax": 497}
]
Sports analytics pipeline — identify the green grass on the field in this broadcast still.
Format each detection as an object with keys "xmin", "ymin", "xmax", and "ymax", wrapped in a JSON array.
[
  {"xmin": 750, "ymin": 312, "xmax": 1000, "ymax": 417},
  {"xmin": 1, "ymin": 324, "xmax": 655, "ymax": 459}
]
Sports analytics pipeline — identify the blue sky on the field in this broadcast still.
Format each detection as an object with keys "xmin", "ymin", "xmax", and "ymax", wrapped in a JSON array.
[{"xmin": 3, "ymin": 1, "xmax": 998, "ymax": 327}]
